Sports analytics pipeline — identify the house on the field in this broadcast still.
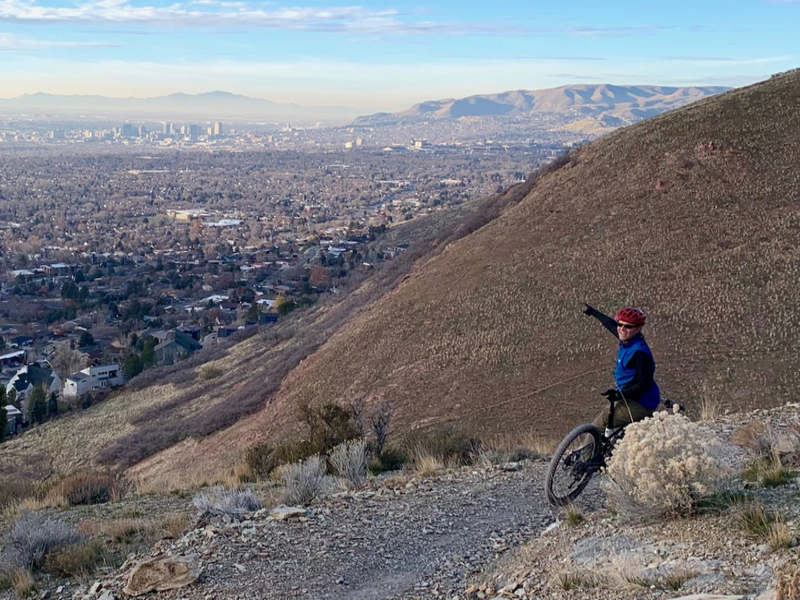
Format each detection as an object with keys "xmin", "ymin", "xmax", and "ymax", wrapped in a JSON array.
[
  {"xmin": 42, "ymin": 263, "xmax": 73, "ymax": 277},
  {"xmin": 62, "ymin": 364, "xmax": 124, "ymax": 398},
  {"xmin": 153, "ymin": 331, "xmax": 202, "ymax": 365},
  {"xmin": 0, "ymin": 350, "xmax": 25, "ymax": 369},
  {"xmin": 7, "ymin": 364, "xmax": 61, "ymax": 399},
  {"xmin": 2, "ymin": 365, "xmax": 57, "ymax": 423},
  {"xmin": 4, "ymin": 405, "xmax": 22, "ymax": 435}
]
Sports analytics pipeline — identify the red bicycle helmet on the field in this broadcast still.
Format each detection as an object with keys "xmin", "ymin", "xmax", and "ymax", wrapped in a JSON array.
[{"xmin": 614, "ymin": 307, "xmax": 646, "ymax": 326}]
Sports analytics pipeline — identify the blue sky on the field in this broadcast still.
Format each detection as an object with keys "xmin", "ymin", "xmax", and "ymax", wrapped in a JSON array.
[{"xmin": 0, "ymin": 0, "xmax": 798, "ymax": 111}]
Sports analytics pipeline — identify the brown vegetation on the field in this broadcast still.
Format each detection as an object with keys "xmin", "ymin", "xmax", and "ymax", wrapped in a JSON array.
[{"xmin": 3, "ymin": 72, "xmax": 800, "ymax": 492}]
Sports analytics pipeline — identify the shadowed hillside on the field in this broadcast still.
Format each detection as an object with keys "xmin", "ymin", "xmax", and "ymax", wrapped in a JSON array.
[{"xmin": 2, "ymin": 71, "xmax": 799, "ymax": 492}]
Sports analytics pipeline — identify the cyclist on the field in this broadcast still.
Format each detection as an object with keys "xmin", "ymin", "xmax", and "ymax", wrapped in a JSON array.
[{"xmin": 583, "ymin": 304, "xmax": 660, "ymax": 434}]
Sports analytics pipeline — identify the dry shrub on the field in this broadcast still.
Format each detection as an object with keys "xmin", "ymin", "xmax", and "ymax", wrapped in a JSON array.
[
  {"xmin": 329, "ymin": 439, "xmax": 368, "ymax": 489},
  {"xmin": 281, "ymin": 455, "xmax": 327, "ymax": 506},
  {"xmin": 1, "ymin": 512, "xmax": 82, "ymax": 572},
  {"xmin": 192, "ymin": 487, "xmax": 262, "ymax": 518},
  {"xmin": 0, "ymin": 480, "xmax": 39, "ymax": 514},
  {"xmin": 244, "ymin": 442, "xmax": 279, "ymax": 480},
  {"xmin": 732, "ymin": 421, "xmax": 772, "ymax": 456},
  {"xmin": 604, "ymin": 412, "xmax": 734, "ymax": 518},
  {"xmin": 43, "ymin": 539, "xmax": 109, "ymax": 578},
  {"xmin": 47, "ymin": 472, "xmax": 117, "ymax": 507},
  {"xmin": 401, "ymin": 423, "xmax": 482, "ymax": 467}
]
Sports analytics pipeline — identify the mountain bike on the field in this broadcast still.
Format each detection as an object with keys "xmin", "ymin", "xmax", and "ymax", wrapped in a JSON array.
[{"xmin": 544, "ymin": 397, "xmax": 680, "ymax": 507}]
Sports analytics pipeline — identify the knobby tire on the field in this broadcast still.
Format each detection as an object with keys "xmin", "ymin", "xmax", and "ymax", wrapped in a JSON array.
[{"xmin": 545, "ymin": 423, "xmax": 602, "ymax": 507}]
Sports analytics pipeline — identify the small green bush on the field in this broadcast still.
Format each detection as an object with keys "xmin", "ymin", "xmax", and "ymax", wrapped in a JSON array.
[
  {"xmin": 742, "ymin": 457, "xmax": 796, "ymax": 488},
  {"xmin": 299, "ymin": 402, "xmax": 361, "ymax": 455}
]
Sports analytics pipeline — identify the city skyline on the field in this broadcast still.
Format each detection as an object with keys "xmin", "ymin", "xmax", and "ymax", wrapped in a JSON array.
[{"xmin": 0, "ymin": 0, "xmax": 798, "ymax": 113}]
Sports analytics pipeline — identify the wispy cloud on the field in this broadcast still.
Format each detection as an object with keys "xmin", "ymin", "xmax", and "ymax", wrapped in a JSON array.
[
  {"xmin": 0, "ymin": 32, "xmax": 117, "ymax": 49},
  {"xmin": 664, "ymin": 55, "xmax": 793, "ymax": 64},
  {"xmin": 0, "ymin": 0, "xmax": 671, "ymax": 37}
]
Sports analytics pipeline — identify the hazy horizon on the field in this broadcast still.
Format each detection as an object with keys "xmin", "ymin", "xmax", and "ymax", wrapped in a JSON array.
[{"xmin": 0, "ymin": 0, "xmax": 797, "ymax": 113}]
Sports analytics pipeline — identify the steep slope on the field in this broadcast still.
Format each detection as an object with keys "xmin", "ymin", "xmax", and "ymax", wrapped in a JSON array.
[
  {"xmin": 124, "ymin": 70, "xmax": 800, "ymax": 489},
  {"xmin": 3, "ymin": 73, "xmax": 798, "ymax": 493}
]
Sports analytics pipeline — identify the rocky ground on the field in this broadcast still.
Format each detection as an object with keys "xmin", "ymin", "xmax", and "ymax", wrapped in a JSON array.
[{"xmin": 2, "ymin": 403, "xmax": 799, "ymax": 600}]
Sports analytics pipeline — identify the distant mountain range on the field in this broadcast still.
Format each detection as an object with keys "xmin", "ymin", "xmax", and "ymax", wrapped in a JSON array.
[
  {"xmin": 0, "ymin": 91, "xmax": 364, "ymax": 125},
  {"xmin": 353, "ymin": 84, "xmax": 730, "ymax": 132},
  {"xmin": 0, "ymin": 84, "xmax": 730, "ymax": 129}
]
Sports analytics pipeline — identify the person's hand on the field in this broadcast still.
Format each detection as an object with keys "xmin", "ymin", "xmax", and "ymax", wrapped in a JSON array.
[
  {"xmin": 601, "ymin": 388, "xmax": 621, "ymax": 401},
  {"xmin": 583, "ymin": 303, "xmax": 594, "ymax": 316}
]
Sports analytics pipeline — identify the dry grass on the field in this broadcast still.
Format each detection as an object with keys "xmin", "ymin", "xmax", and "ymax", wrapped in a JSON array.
[
  {"xmin": 732, "ymin": 496, "xmax": 792, "ymax": 550},
  {"xmin": 95, "ymin": 513, "xmax": 189, "ymax": 543},
  {"xmin": 481, "ymin": 429, "xmax": 555, "ymax": 459},
  {"xmin": 698, "ymin": 395, "xmax": 723, "ymax": 421},
  {"xmin": 608, "ymin": 557, "xmax": 652, "ymax": 589},
  {"xmin": 554, "ymin": 568, "xmax": 598, "ymax": 590},
  {"xmin": 410, "ymin": 451, "xmax": 445, "ymax": 477},
  {"xmin": 10, "ymin": 569, "xmax": 35, "ymax": 598},
  {"xmin": 768, "ymin": 521, "xmax": 795, "ymax": 551},
  {"xmin": 562, "ymin": 503, "xmax": 585, "ymax": 527},
  {"xmin": 742, "ymin": 455, "xmax": 796, "ymax": 488}
]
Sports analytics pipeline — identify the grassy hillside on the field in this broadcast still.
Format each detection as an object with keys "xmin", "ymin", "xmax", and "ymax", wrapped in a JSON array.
[
  {"xmin": 4, "ymin": 70, "xmax": 799, "ymax": 492},
  {"xmin": 127, "ymin": 69, "xmax": 800, "ymax": 488}
]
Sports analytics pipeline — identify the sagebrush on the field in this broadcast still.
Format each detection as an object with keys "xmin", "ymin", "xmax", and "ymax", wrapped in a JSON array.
[
  {"xmin": 0, "ymin": 512, "xmax": 82, "ymax": 572},
  {"xmin": 281, "ymin": 455, "xmax": 327, "ymax": 506},
  {"xmin": 604, "ymin": 412, "xmax": 734, "ymax": 517},
  {"xmin": 329, "ymin": 439, "xmax": 368, "ymax": 489},
  {"xmin": 192, "ymin": 486, "xmax": 262, "ymax": 517}
]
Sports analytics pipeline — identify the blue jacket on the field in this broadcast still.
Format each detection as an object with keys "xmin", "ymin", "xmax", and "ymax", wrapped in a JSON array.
[{"xmin": 615, "ymin": 334, "xmax": 660, "ymax": 409}]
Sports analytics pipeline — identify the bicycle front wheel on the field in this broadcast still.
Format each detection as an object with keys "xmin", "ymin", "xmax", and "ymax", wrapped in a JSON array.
[{"xmin": 545, "ymin": 423, "xmax": 602, "ymax": 507}]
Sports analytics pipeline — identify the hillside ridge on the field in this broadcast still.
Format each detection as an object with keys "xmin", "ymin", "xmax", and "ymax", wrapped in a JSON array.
[{"xmin": 352, "ymin": 83, "xmax": 729, "ymax": 126}]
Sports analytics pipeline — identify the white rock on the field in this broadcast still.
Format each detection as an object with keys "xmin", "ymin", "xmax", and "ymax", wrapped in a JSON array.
[{"xmin": 269, "ymin": 505, "xmax": 307, "ymax": 521}]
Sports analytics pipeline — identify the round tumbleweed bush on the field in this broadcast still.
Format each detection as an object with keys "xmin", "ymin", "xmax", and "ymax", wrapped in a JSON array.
[{"xmin": 604, "ymin": 411, "xmax": 734, "ymax": 518}]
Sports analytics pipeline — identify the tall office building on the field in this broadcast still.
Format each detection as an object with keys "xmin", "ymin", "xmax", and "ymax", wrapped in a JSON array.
[{"xmin": 213, "ymin": 122, "xmax": 224, "ymax": 136}]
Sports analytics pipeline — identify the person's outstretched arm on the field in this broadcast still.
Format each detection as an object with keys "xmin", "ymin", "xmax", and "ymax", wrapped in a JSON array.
[{"xmin": 583, "ymin": 304, "xmax": 619, "ymax": 338}]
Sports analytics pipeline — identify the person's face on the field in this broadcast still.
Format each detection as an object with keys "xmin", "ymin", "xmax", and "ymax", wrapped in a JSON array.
[{"xmin": 617, "ymin": 321, "xmax": 642, "ymax": 343}]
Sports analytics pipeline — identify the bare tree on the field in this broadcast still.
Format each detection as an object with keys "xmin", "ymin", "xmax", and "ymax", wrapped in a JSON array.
[
  {"xmin": 371, "ymin": 401, "xmax": 395, "ymax": 455},
  {"xmin": 51, "ymin": 344, "xmax": 88, "ymax": 383},
  {"xmin": 348, "ymin": 393, "xmax": 367, "ymax": 437}
]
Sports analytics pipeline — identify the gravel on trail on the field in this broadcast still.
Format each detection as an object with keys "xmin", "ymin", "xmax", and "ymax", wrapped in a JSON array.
[{"xmin": 131, "ymin": 460, "xmax": 576, "ymax": 600}]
